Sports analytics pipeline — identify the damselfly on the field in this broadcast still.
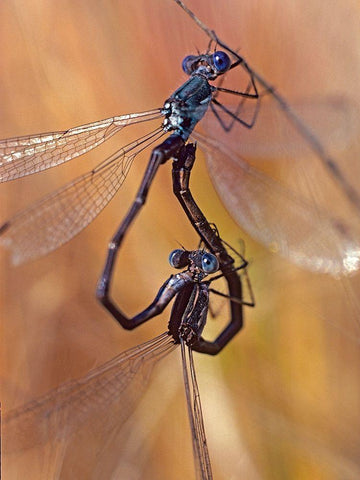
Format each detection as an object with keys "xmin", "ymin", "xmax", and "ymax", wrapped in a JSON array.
[
  {"xmin": 4, "ymin": 242, "xmax": 254, "ymax": 480},
  {"xmin": 0, "ymin": 0, "xmax": 359, "ymax": 277}
]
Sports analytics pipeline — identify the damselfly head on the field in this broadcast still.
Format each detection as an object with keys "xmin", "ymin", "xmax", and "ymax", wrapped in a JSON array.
[
  {"xmin": 181, "ymin": 50, "xmax": 231, "ymax": 79},
  {"xmin": 169, "ymin": 248, "xmax": 219, "ymax": 276}
]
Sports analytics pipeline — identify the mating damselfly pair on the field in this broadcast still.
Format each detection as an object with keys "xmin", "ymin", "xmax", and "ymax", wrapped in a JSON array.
[{"xmin": 2, "ymin": 0, "xmax": 360, "ymax": 479}]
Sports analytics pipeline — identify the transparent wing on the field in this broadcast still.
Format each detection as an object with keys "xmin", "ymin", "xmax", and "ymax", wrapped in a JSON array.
[
  {"xmin": 204, "ymin": 96, "xmax": 360, "ymax": 227},
  {"xmin": 181, "ymin": 340, "xmax": 213, "ymax": 480},
  {"xmin": 194, "ymin": 132, "xmax": 360, "ymax": 276},
  {"xmin": 0, "ymin": 128, "xmax": 164, "ymax": 264},
  {"xmin": 205, "ymin": 96, "xmax": 359, "ymax": 160},
  {"xmin": 0, "ymin": 109, "xmax": 162, "ymax": 182},
  {"xmin": 4, "ymin": 333, "xmax": 176, "ymax": 453}
]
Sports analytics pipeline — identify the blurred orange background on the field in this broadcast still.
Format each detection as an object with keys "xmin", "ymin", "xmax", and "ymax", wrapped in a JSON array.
[{"xmin": 1, "ymin": 1, "xmax": 360, "ymax": 479}]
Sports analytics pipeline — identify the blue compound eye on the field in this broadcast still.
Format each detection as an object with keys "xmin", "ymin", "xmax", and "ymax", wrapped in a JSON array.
[
  {"xmin": 201, "ymin": 253, "xmax": 219, "ymax": 274},
  {"xmin": 182, "ymin": 55, "xmax": 197, "ymax": 75},
  {"xmin": 169, "ymin": 249, "xmax": 189, "ymax": 269},
  {"xmin": 212, "ymin": 51, "xmax": 231, "ymax": 73}
]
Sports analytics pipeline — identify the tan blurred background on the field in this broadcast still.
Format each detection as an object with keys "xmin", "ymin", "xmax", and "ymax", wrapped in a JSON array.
[{"xmin": 1, "ymin": 0, "xmax": 360, "ymax": 479}]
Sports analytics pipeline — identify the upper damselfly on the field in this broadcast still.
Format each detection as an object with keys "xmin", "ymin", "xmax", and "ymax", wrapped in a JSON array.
[{"xmin": 0, "ymin": 0, "xmax": 358, "ymax": 276}]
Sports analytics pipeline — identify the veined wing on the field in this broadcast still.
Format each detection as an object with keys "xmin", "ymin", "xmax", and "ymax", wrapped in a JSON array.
[
  {"xmin": 194, "ymin": 132, "xmax": 360, "ymax": 276},
  {"xmin": 0, "ymin": 109, "xmax": 162, "ymax": 182},
  {"xmin": 0, "ymin": 128, "xmax": 164, "ymax": 265},
  {"xmin": 4, "ymin": 333, "xmax": 176, "ymax": 453},
  {"xmin": 205, "ymin": 96, "xmax": 358, "ymax": 159},
  {"xmin": 205, "ymin": 96, "xmax": 360, "ymax": 225},
  {"xmin": 181, "ymin": 340, "xmax": 213, "ymax": 480}
]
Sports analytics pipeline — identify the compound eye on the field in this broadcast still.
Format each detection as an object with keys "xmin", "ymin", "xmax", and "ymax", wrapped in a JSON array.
[
  {"xmin": 182, "ymin": 55, "xmax": 197, "ymax": 75},
  {"xmin": 169, "ymin": 249, "xmax": 189, "ymax": 269},
  {"xmin": 212, "ymin": 51, "xmax": 231, "ymax": 73},
  {"xmin": 201, "ymin": 252, "xmax": 219, "ymax": 273}
]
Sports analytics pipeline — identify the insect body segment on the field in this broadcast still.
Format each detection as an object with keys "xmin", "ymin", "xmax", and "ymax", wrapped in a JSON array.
[{"xmin": 162, "ymin": 51, "xmax": 231, "ymax": 140}]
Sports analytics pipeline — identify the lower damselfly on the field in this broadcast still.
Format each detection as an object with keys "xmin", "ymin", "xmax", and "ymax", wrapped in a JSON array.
[{"xmin": 4, "ymin": 241, "xmax": 254, "ymax": 480}]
